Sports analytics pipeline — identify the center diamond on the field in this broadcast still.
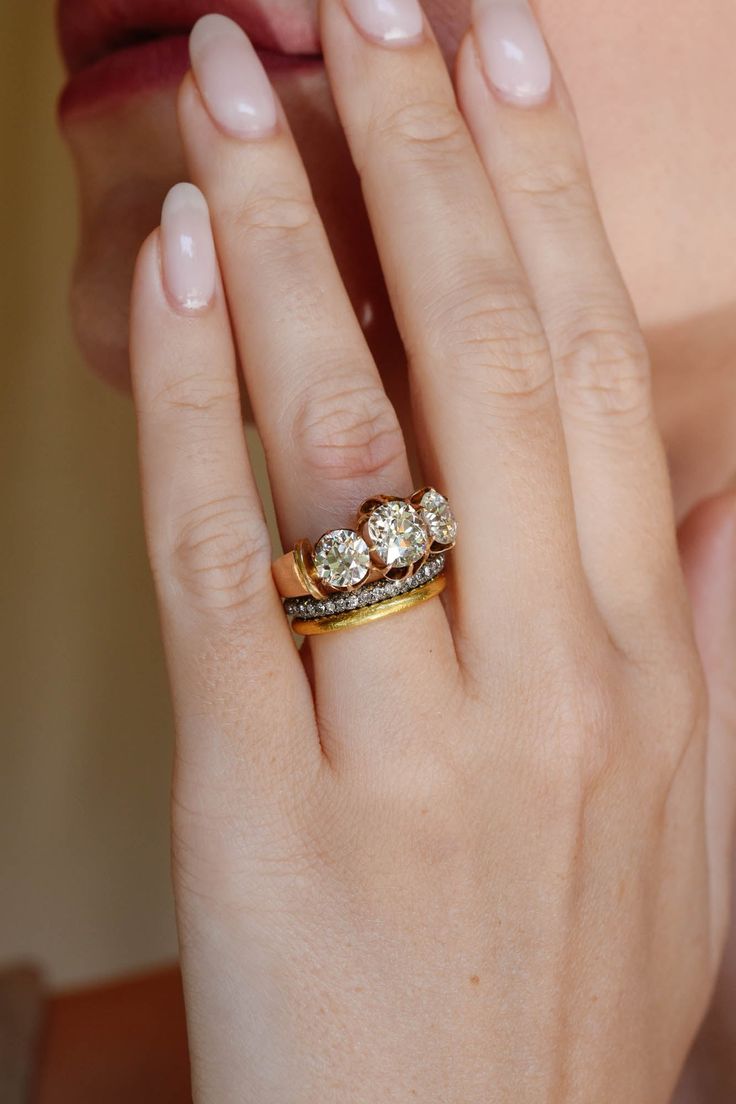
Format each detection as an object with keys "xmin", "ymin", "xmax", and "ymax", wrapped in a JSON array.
[
  {"xmin": 313, "ymin": 529, "xmax": 371, "ymax": 590},
  {"xmin": 367, "ymin": 501, "xmax": 429, "ymax": 569}
]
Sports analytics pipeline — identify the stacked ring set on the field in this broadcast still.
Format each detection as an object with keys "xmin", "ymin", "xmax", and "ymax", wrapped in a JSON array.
[{"xmin": 272, "ymin": 488, "xmax": 457, "ymax": 635}]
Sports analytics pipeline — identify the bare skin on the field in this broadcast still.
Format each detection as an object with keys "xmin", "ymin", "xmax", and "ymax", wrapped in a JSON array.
[{"xmin": 57, "ymin": 0, "xmax": 736, "ymax": 1098}]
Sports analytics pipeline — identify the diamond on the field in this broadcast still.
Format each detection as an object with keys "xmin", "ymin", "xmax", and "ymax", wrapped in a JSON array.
[
  {"xmin": 419, "ymin": 489, "xmax": 457, "ymax": 546},
  {"xmin": 313, "ymin": 529, "xmax": 370, "ymax": 590},
  {"xmin": 367, "ymin": 501, "xmax": 429, "ymax": 568}
]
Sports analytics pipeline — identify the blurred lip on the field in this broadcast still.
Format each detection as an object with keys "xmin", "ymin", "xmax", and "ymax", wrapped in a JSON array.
[{"xmin": 57, "ymin": 0, "xmax": 322, "ymax": 119}]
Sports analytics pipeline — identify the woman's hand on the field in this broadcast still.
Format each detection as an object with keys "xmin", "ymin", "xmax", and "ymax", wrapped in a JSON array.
[{"xmin": 129, "ymin": 2, "xmax": 736, "ymax": 1100}]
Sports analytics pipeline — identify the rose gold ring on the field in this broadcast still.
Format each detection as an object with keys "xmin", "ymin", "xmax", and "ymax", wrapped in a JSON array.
[{"xmin": 272, "ymin": 487, "xmax": 457, "ymax": 629}]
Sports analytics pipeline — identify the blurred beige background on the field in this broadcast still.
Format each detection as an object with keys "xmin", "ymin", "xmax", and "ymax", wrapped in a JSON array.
[{"xmin": 0, "ymin": 1, "xmax": 178, "ymax": 989}]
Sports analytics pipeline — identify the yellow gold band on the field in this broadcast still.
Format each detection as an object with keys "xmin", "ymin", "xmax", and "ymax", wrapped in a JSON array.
[{"xmin": 292, "ymin": 574, "xmax": 446, "ymax": 636}]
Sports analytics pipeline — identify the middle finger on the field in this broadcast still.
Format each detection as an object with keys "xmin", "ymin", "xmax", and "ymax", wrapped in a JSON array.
[{"xmin": 321, "ymin": 0, "xmax": 590, "ymax": 639}]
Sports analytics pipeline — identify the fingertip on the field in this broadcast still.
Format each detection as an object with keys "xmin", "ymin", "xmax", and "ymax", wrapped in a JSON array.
[
  {"xmin": 157, "ymin": 183, "xmax": 217, "ymax": 316},
  {"xmin": 469, "ymin": 0, "xmax": 552, "ymax": 110},
  {"xmin": 456, "ymin": 15, "xmax": 573, "ymax": 125},
  {"xmin": 186, "ymin": 12, "xmax": 278, "ymax": 139}
]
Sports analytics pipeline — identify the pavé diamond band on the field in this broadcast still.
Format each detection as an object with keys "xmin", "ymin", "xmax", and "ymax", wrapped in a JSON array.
[
  {"xmin": 286, "ymin": 552, "xmax": 446, "ymax": 625},
  {"xmin": 272, "ymin": 487, "xmax": 456, "ymax": 633},
  {"xmin": 291, "ymin": 572, "xmax": 447, "ymax": 636}
]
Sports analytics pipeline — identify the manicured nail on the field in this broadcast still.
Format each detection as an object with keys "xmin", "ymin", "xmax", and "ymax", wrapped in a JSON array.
[
  {"xmin": 160, "ymin": 183, "xmax": 216, "ymax": 312},
  {"xmin": 344, "ymin": 0, "xmax": 424, "ymax": 45},
  {"xmin": 189, "ymin": 14, "xmax": 278, "ymax": 138},
  {"xmin": 473, "ymin": 0, "xmax": 552, "ymax": 106}
]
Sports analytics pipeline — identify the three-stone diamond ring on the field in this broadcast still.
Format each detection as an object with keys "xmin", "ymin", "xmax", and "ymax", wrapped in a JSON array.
[{"xmin": 272, "ymin": 488, "xmax": 457, "ymax": 635}]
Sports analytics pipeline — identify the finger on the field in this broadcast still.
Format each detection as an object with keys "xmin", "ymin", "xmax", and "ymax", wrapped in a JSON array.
[
  {"xmin": 456, "ymin": 0, "xmax": 684, "ymax": 645},
  {"xmin": 178, "ymin": 17, "xmax": 457, "ymax": 745},
  {"xmin": 130, "ymin": 183, "xmax": 319, "ymax": 794},
  {"xmin": 180, "ymin": 14, "xmax": 411, "ymax": 550},
  {"xmin": 679, "ymin": 493, "xmax": 736, "ymax": 959},
  {"xmin": 320, "ymin": 0, "xmax": 591, "ymax": 643}
]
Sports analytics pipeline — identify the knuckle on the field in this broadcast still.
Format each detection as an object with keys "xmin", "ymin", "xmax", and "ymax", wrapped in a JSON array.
[
  {"xmin": 231, "ymin": 189, "xmax": 317, "ymax": 251},
  {"xmin": 512, "ymin": 642, "xmax": 618, "ymax": 802},
  {"xmin": 498, "ymin": 156, "xmax": 592, "ymax": 213},
  {"xmin": 290, "ymin": 378, "xmax": 405, "ymax": 484},
  {"xmin": 373, "ymin": 98, "xmax": 468, "ymax": 164},
  {"xmin": 150, "ymin": 370, "xmax": 236, "ymax": 420},
  {"xmin": 553, "ymin": 315, "xmax": 652, "ymax": 426},
  {"xmin": 170, "ymin": 496, "xmax": 272, "ymax": 615},
  {"xmin": 422, "ymin": 280, "xmax": 552, "ymax": 412},
  {"xmin": 539, "ymin": 676, "xmax": 616, "ymax": 797}
]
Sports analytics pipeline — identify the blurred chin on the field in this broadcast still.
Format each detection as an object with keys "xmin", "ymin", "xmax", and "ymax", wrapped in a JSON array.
[
  {"xmin": 70, "ymin": 188, "xmax": 167, "ymax": 393},
  {"xmin": 64, "ymin": 87, "xmax": 185, "ymax": 390},
  {"xmin": 63, "ymin": 67, "xmax": 383, "ymax": 392}
]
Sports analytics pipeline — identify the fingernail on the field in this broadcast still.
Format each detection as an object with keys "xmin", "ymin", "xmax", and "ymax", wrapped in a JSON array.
[
  {"xmin": 160, "ymin": 183, "xmax": 217, "ymax": 312},
  {"xmin": 473, "ymin": 0, "xmax": 552, "ymax": 107},
  {"xmin": 344, "ymin": 0, "xmax": 424, "ymax": 45},
  {"xmin": 189, "ymin": 14, "xmax": 278, "ymax": 138}
]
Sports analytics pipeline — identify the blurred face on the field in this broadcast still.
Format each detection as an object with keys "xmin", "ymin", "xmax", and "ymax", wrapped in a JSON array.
[
  {"xmin": 57, "ymin": 0, "xmax": 736, "ymax": 511},
  {"xmin": 58, "ymin": 0, "xmax": 472, "ymax": 388}
]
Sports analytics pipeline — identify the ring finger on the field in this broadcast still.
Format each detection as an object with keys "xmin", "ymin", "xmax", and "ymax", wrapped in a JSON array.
[{"xmin": 320, "ymin": 0, "xmax": 592, "ymax": 650}]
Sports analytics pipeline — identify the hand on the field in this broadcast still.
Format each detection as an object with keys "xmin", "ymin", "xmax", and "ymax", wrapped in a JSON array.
[{"xmin": 129, "ymin": 3, "xmax": 736, "ymax": 1101}]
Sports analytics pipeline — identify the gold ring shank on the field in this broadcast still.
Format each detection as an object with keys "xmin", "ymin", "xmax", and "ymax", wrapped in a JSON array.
[
  {"xmin": 292, "ymin": 574, "xmax": 446, "ymax": 636},
  {"xmin": 272, "ymin": 544, "xmax": 324, "ymax": 599}
]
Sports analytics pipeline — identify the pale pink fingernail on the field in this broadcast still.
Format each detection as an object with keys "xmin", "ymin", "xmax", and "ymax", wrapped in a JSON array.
[
  {"xmin": 161, "ymin": 183, "xmax": 217, "ymax": 312},
  {"xmin": 189, "ymin": 14, "xmax": 278, "ymax": 138},
  {"xmin": 344, "ymin": 0, "xmax": 424, "ymax": 45},
  {"xmin": 473, "ymin": 0, "xmax": 552, "ymax": 107}
]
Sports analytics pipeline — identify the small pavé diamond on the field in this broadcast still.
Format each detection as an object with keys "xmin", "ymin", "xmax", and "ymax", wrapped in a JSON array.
[
  {"xmin": 313, "ymin": 529, "xmax": 371, "ymax": 590},
  {"xmin": 420, "ymin": 489, "xmax": 457, "ymax": 546},
  {"xmin": 284, "ymin": 549, "xmax": 447, "ymax": 623},
  {"xmin": 367, "ymin": 500, "xmax": 429, "ymax": 568}
]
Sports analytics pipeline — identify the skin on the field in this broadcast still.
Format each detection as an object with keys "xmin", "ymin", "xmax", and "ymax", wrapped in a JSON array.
[{"xmin": 58, "ymin": 0, "xmax": 736, "ymax": 1099}]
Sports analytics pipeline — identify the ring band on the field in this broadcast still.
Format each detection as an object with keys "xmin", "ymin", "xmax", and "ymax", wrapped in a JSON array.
[
  {"xmin": 292, "ymin": 574, "xmax": 447, "ymax": 636},
  {"xmin": 285, "ymin": 552, "xmax": 446, "ymax": 621}
]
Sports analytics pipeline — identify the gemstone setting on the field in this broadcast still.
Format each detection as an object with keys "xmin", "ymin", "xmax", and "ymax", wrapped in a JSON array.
[
  {"xmin": 313, "ymin": 529, "xmax": 371, "ymax": 590},
  {"xmin": 366, "ymin": 500, "xmax": 429, "ymax": 569},
  {"xmin": 419, "ymin": 488, "xmax": 457, "ymax": 546}
]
